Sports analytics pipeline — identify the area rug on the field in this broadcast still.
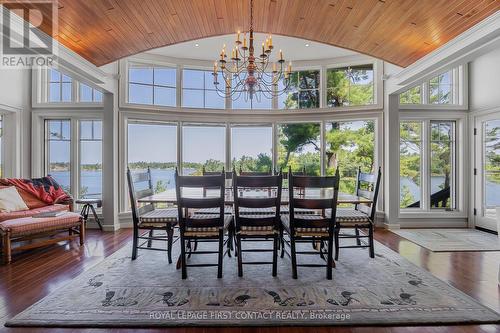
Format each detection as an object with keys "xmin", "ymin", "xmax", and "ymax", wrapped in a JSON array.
[
  {"xmin": 392, "ymin": 228, "xmax": 500, "ymax": 252},
  {"xmin": 6, "ymin": 236, "xmax": 500, "ymax": 327}
]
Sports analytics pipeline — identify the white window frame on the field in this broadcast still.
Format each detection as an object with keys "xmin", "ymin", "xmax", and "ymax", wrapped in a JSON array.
[
  {"xmin": 181, "ymin": 68, "xmax": 226, "ymax": 109},
  {"xmin": 181, "ymin": 122, "xmax": 227, "ymax": 170},
  {"xmin": 78, "ymin": 82, "xmax": 103, "ymax": 103},
  {"xmin": 32, "ymin": 67, "xmax": 104, "ymax": 108},
  {"xmin": 119, "ymin": 55, "xmax": 384, "ymax": 114},
  {"xmin": 399, "ymin": 65, "xmax": 468, "ymax": 110},
  {"xmin": 32, "ymin": 110, "xmax": 104, "ymax": 202},
  {"xmin": 125, "ymin": 60, "xmax": 178, "ymax": 108},
  {"xmin": 398, "ymin": 111, "xmax": 467, "ymax": 219},
  {"xmin": 118, "ymin": 109, "xmax": 383, "ymax": 216},
  {"xmin": 325, "ymin": 63, "xmax": 376, "ymax": 108}
]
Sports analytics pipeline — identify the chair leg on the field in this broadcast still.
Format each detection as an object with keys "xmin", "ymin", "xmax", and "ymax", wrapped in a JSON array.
[
  {"xmin": 280, "ymin": 228, "xmax": 285, "ymax": 258},
  {"xmin": 180, "ymin": 235, "xmax": 187, "ymax": 279},
  {"xmin": 217, "ymin": 230, "xmax": 224, "ymax": 279},
  {"xmin": 226, "ymin": 227, "xmax": 233, "ymax": 258},
  {"xmin": 167, "ymin": 226, "xmax": 174, "ymax": 264},
  {"xmin": 272, "ymin": 234, "xmax": 278, "ymax": 277},
  {"xmin": 355, "ymin": 227, "xmax": 361, "ymax": 246},
  {"xmin": 79, "ymin": 219, "xmax": 85, "ymax": 246},
  {"xmin": 236, "ymin": 234, "xmax": 243, "ymax": 277},
  {"xmin": 327, "ymin": 236, "xmax": 334, "ymax": 280},
  {"xmin": 368, "ymin": 224, "xmax": 375, "ymax": 258},
  {"xmin": 334, "ymin": 228, "xmax": 340, "ymax": 261},
  {"xmin": 147, "ymin": 230, "xmax": 154, "ymax": 248},
  {"xmin": 290, "ymin": 236, "xmax": 298, "ymax": 279},
  {"xmin": 3, "ymin": 231, "xmax": 11, "ymax": 264},
  {"xmin": 131, "ymin": 226, "xmax": 138, "ymax": 260},
  {"xmin": 89, "ymin": 204, "xmax": 103, "ymax": 231}
]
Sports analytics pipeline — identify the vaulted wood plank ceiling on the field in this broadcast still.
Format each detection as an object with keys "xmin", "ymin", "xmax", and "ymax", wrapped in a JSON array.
[{"xmin": 3, "ymin": 0, "xmax": 500, "ymax": 67}]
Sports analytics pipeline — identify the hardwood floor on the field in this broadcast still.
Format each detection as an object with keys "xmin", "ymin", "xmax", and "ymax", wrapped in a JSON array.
[{"xmin": 1, "ymin": 228, "xmax": 499, "ymax": 333}]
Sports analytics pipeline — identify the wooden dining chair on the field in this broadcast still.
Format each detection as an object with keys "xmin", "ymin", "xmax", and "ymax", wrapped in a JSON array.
[
  {"xmin": 281, "ymin": 169, "xmax": 340, "ymax": 280},
  {"xmin": 233, "ymin": 171, "xmax": 282, "ymax": 277},
  {"xmin": 127, "ymin": 168, "xmax": 178, "ymax": 263},
  {"xmin": 334, "ymin": 167, "xmax": 381, "ymax": 260},
  {"xmin": 199, "ymin": 167, "xmax": 233, "ymax": 215},
  {"xmin": 175, "ymin": 169, "xmax": 233, "ymax": 279}
]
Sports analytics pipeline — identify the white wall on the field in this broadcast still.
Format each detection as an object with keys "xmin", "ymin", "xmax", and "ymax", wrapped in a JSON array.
[
  {"xmin": 0, "ymin": 68, "xmax": 30, "ymax": 110},
  {"xmin": 469, "ymin": 46, "xmax": 500, "ymax": 111},
  {"xmin": 0, "ymin": 68, "xmax": 31, "ymax": 177}
]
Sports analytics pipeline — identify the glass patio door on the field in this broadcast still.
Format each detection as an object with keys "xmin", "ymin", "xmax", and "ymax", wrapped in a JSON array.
[{"xmin": 474, "ymin": 114, "xmax": 500, "ymax": 231}]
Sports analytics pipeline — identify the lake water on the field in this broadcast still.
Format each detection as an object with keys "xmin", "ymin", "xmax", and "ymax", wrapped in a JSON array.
[{"xmin": 50, "ymin": 169, "xmax": 500, "ymax": 206}]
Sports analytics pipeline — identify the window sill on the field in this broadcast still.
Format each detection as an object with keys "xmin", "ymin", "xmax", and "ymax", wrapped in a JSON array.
[{"xmin": 399, "ymin": 211, "xmax": 467, "ymax": 219}]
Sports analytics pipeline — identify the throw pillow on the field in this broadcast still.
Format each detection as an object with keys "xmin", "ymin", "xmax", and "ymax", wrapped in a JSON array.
[{"xmin": 0, "ymin": 186, "xmax": 29, "ymax": 212}]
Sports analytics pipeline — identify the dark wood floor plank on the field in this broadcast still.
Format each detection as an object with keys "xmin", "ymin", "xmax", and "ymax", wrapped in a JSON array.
[{"xmin": 0, "ymin": 228, "xmax": 499, "ymax": 333}]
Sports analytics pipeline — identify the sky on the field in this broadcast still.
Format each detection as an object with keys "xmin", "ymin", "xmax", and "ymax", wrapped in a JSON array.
[{"xmin": 128, "ymin": 124, "xmax": 273, "ymax": 163}]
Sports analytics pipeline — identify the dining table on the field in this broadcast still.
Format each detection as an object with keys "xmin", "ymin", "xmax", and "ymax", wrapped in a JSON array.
[{"xmin": 138, "ymin": 187, "xmax": 373, "ymax": 205}]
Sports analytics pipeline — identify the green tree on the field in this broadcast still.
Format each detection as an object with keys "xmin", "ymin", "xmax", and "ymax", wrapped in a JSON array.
[
  {"xmin": 325, "ymin": 121, "xmax": 375, "ymax": 193},
  {"xmin": 278, "ymin": 123, "xmax": 320, "ymax": 168},
  {"xmin": 154, "ymin": 180, "xmax": 168, "ymax": 194}
]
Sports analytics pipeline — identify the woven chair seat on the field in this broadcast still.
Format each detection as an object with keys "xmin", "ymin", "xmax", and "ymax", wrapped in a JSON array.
[
  {"xmin": 194, "ymin": 206, "xmax": 234, "ymax": 215},
  {"xmin": 184, "ymin": 215, "xmax": 233, "ymax": 237},
  {"xmin": 139, "ymin": 209, "xmax": 178, "ymax": 227},
  {"xmin": 334, "ymin": 208, "xmax": 371, "ymax": 225},
  {"xmin": 281, "ymin": 214, "xmax": 333, "ymax": 237},
  {"xmin": 237, "ymin": 214, "xmax": 278, "ymax": 235},
  {"xmin": 280, "ymin": 205, "xmax": 316, "ymax": 215}
]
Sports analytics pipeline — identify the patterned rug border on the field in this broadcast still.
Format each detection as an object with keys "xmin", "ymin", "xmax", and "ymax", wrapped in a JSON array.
[
  {"xmin": 391, "ymin": 229, "xmax": 500, "ymax": 252},
  {"xmin": 5, "ymin": 236, "xmax": 500, "ymax": 328}
]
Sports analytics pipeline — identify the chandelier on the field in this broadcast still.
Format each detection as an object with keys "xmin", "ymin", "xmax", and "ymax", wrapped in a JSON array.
[{"xmin": 212, "ymin": 0, "xmax": 292, "ymax": 102}]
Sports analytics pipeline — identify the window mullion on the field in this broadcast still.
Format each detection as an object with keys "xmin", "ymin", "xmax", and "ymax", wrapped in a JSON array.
[{"xmin": 422, "ymin": 120, "xmax": 430, "ymax": 211}]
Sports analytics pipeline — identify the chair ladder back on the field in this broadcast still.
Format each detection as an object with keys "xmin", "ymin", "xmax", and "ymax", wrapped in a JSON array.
[
  {"xmin": 175, "ymin": 169, "xmax": 225, "ymax": 231},
  {"xmin": 355, "ymin": 166, "xmax": 382, "ymax": 221},
  {"xmin": 288, "ymin": 169, "xmax": 340, "ymax": 232},
  {"xmin": 127, "ymin": 168, "xmax": 155, "ymax": 227},
  {"xmin": 233, "ymin": 171, "xmax": 282, "ymax": 228}
]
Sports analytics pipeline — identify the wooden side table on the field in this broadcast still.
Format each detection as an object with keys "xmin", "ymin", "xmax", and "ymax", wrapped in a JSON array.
[{"xmin": 75, "ymin": 199, "xmax": 103, "ymax": 231}]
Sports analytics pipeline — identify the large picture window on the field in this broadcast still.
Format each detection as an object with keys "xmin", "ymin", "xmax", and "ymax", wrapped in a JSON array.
[
  {"xmin": 45, "ymin": 119, "xmax": 104, "ymax": 199},
  {"xmin": 46, "ymin": 119, "xmax": 72, "ymax": 193},
  {"xmin": 325, "ymin": 120, "xmax": 375, "ymax": 193},
  {"xmin": 277, "ymin": 123, "xmax": 320, "ymax": 175},
  {"xmin": 430, "ymin": 121, "xmax": 455, "ymax": 209},
  {"xmin": 182, "ymin": 123, "xmax": 225, "ymax": 174},
  {"xmin": 79, "ymin": 120, "xmax": 103, "ymax": 199},
  {"xmin": 128, "ymin": 122, "xmax": 177, "ymax": 192},
  {"xmin": 279, "ymin": 70, "xmax": 320, "ymax": 109},
  {"xmin": 49, "ymin": 69, "xmax": 72, "ymax": 102},
  {"xmin": 231, "ymin": 125, "xmax": 273, "ymax": 172},
  {"xmin": 182, "ymin": 69, "xmax": 225, "ymax": 109},
  {"xmin": 400, "ymin": 120, "xmax": 456, "ymax": 210},
  {"xmin": 326, "ymin": 64, "xmax": 374, "ymax": 107},
  {"xmin": 128, "ymin": 65, "xmax": 176, "ymax": 106}
]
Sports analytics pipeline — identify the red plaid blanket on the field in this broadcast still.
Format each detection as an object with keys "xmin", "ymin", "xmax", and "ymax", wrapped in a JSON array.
[{"xmin": 0, "ymin": 176, "xmax": 72, "ymax": 205}]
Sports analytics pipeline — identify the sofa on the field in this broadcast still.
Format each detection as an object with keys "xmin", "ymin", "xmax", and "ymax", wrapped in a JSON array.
[{"xmin": 0, "ymin": 178, "xmax": 85, "ymax": 264}]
